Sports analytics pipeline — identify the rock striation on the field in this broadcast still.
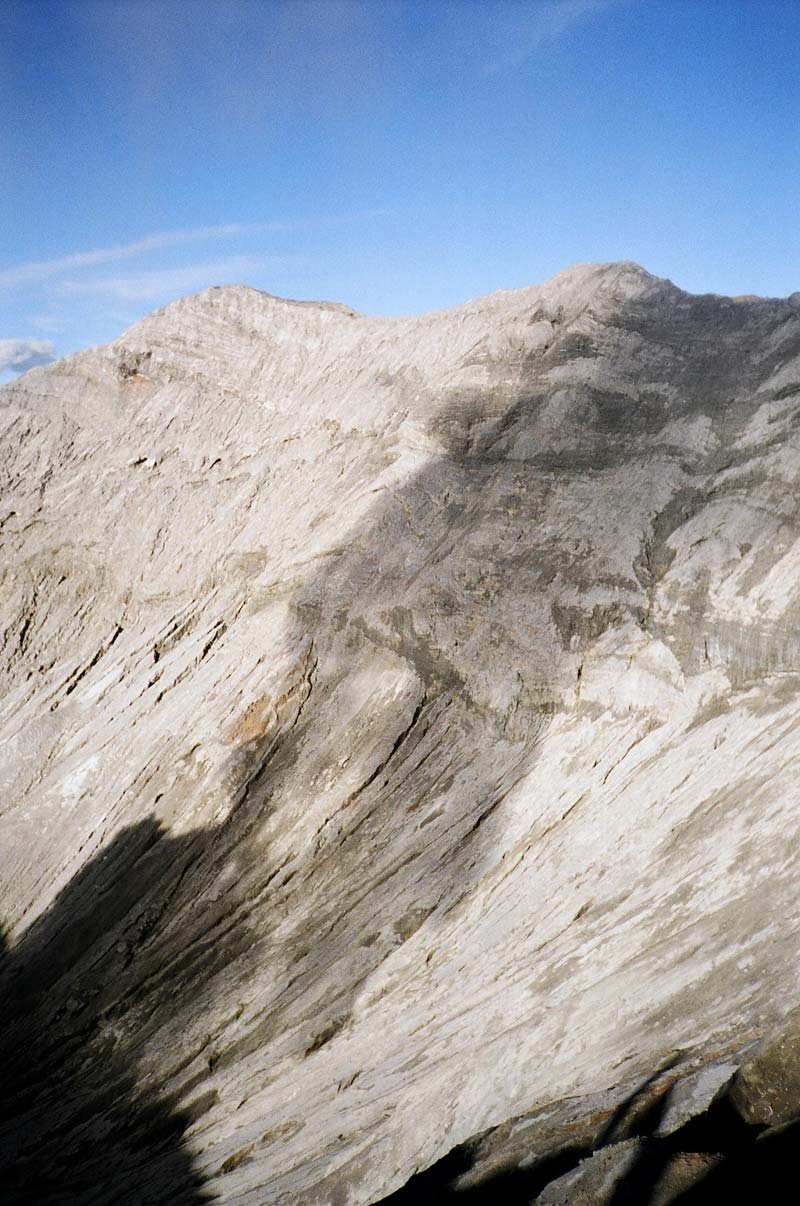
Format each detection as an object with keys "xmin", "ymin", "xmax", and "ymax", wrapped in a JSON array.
[{"xmin": 2, "ymin": 262, "xmax": 800, "ymax": 1202}]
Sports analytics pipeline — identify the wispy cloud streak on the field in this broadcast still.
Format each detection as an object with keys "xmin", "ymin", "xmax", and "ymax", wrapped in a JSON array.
[
  {"xmin": 0, "ymin": 223, "xmax": 289, "ymax": 289},
  {"xmin": 0, "ymin": 209, "xmax": 390, "ymax": 291},
  {"xmin": 484, "ymin": 0, "xmax": 614, "ymax": 74}
]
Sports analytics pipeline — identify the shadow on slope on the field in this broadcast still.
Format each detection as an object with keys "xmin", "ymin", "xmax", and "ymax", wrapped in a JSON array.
[
  {"xmin": 0, "ymin": 819, "xmax": 215, "ymax": 1204},
  {"xmin": 0, "ymin": 395, "xmax": 567, "ymax": 1202},
  {"xmin": 0, "ymin": 377, "xmax": 574, "ymax": 1202},
  {"xmin": 378, "ymin": 1062, "xmax": 800, "ymax": 1204}
]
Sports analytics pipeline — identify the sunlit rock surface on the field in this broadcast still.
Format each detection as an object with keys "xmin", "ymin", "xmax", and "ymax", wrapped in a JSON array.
[{"xmin": 2, "ymin": 262, "xmax": 800, "ymax": 1203}]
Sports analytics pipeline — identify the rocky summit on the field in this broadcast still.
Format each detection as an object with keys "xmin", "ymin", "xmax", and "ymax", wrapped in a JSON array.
[{"xmin": 2, "ymin": 262, "xmax": 800, "ymax": 1204}]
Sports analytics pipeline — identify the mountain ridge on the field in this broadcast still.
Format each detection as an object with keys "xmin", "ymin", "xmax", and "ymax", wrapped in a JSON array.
[
  {"xmin": 14, "ymin": 258, "xmax": 800, "ymax": 392},
  {"xmin": 116, "ymin": 259, "xmax": 799, "ymax": 335}
]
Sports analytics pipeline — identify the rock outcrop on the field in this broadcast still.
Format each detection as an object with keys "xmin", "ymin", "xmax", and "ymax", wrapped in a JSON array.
[{"xmin": 2, "ymin": 262, "xmax": 800, "ymax": 1203}]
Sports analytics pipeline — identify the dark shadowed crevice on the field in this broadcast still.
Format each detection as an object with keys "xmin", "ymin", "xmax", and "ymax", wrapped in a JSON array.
[{"xmin": 376, "ymin": 1066, "xmax": 800, "ymax": 1205}]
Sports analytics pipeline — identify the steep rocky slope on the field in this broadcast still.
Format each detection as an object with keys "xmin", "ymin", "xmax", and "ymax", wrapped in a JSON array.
[{"xmin": 2, "ymin": 262, "xmax": 800, "ymax": 1203}]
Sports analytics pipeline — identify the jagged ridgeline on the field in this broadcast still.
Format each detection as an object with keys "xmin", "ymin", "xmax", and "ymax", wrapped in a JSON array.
[{"xmin": 2, "ymin": 263, "xmax": 800, "ymax": 1203}]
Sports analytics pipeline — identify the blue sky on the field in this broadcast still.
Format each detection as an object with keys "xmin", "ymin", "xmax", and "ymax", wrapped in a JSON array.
[{"xmin": 1, "ymin": 0, "xmax": 799, "ymax": 376}]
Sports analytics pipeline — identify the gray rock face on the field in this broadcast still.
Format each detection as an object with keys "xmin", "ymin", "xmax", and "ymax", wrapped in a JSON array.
[
  {"xmin": 728, "ymin": 1011, "xmax": 800, "ymax": 1127},
  {"xmin": 2, "ymin": 261, "xmax": 800, "ymax": 1203},
  {"xmin": 534, "ymin": 1140, "xmax": 720, "ymax": 1206}
]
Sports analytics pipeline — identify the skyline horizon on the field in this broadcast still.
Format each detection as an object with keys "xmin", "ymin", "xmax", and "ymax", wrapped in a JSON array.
[
  {"xmin": 2, "ymin": 0, "xmax": 798, "ymax": 377},
  {"xmin": 5, "ymin": 251, "xmax": 800, "ymax": 381}
]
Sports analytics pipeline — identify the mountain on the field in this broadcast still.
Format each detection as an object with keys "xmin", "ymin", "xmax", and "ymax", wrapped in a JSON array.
[{"xmin": 2, "ymin": 262, "xmax": 800, "ymax": 1203}]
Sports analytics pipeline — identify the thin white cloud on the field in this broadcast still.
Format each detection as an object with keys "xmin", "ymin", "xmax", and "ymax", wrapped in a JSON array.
[
  {"xmin": 0, "ymin": 339, "xmax": 57, "ymax": 373},
  {"xmin": 53, "ymin": 255, "xmax": 289, "ymax": 302},
  {"xmin": 0, "ymin": 223, "xmax": 289, "ymax": 289},
  {"xmin": 0, "ymin": 210, "xmax": 390, "ymax": 292},
  {"xmin": 484, "ymin": 0, "xmax": 614, "ymax": 74}
]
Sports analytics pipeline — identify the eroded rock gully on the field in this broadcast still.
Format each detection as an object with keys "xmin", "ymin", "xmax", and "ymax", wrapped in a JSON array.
[{"xmin": 2, "ymin": 262, "xmax": 800, "ymax": 1203}]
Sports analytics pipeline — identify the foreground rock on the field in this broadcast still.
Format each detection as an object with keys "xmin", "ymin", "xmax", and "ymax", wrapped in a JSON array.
[{"xmin": 2, "ymin": 262, "xmax": 800, "ymax": 1203}]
